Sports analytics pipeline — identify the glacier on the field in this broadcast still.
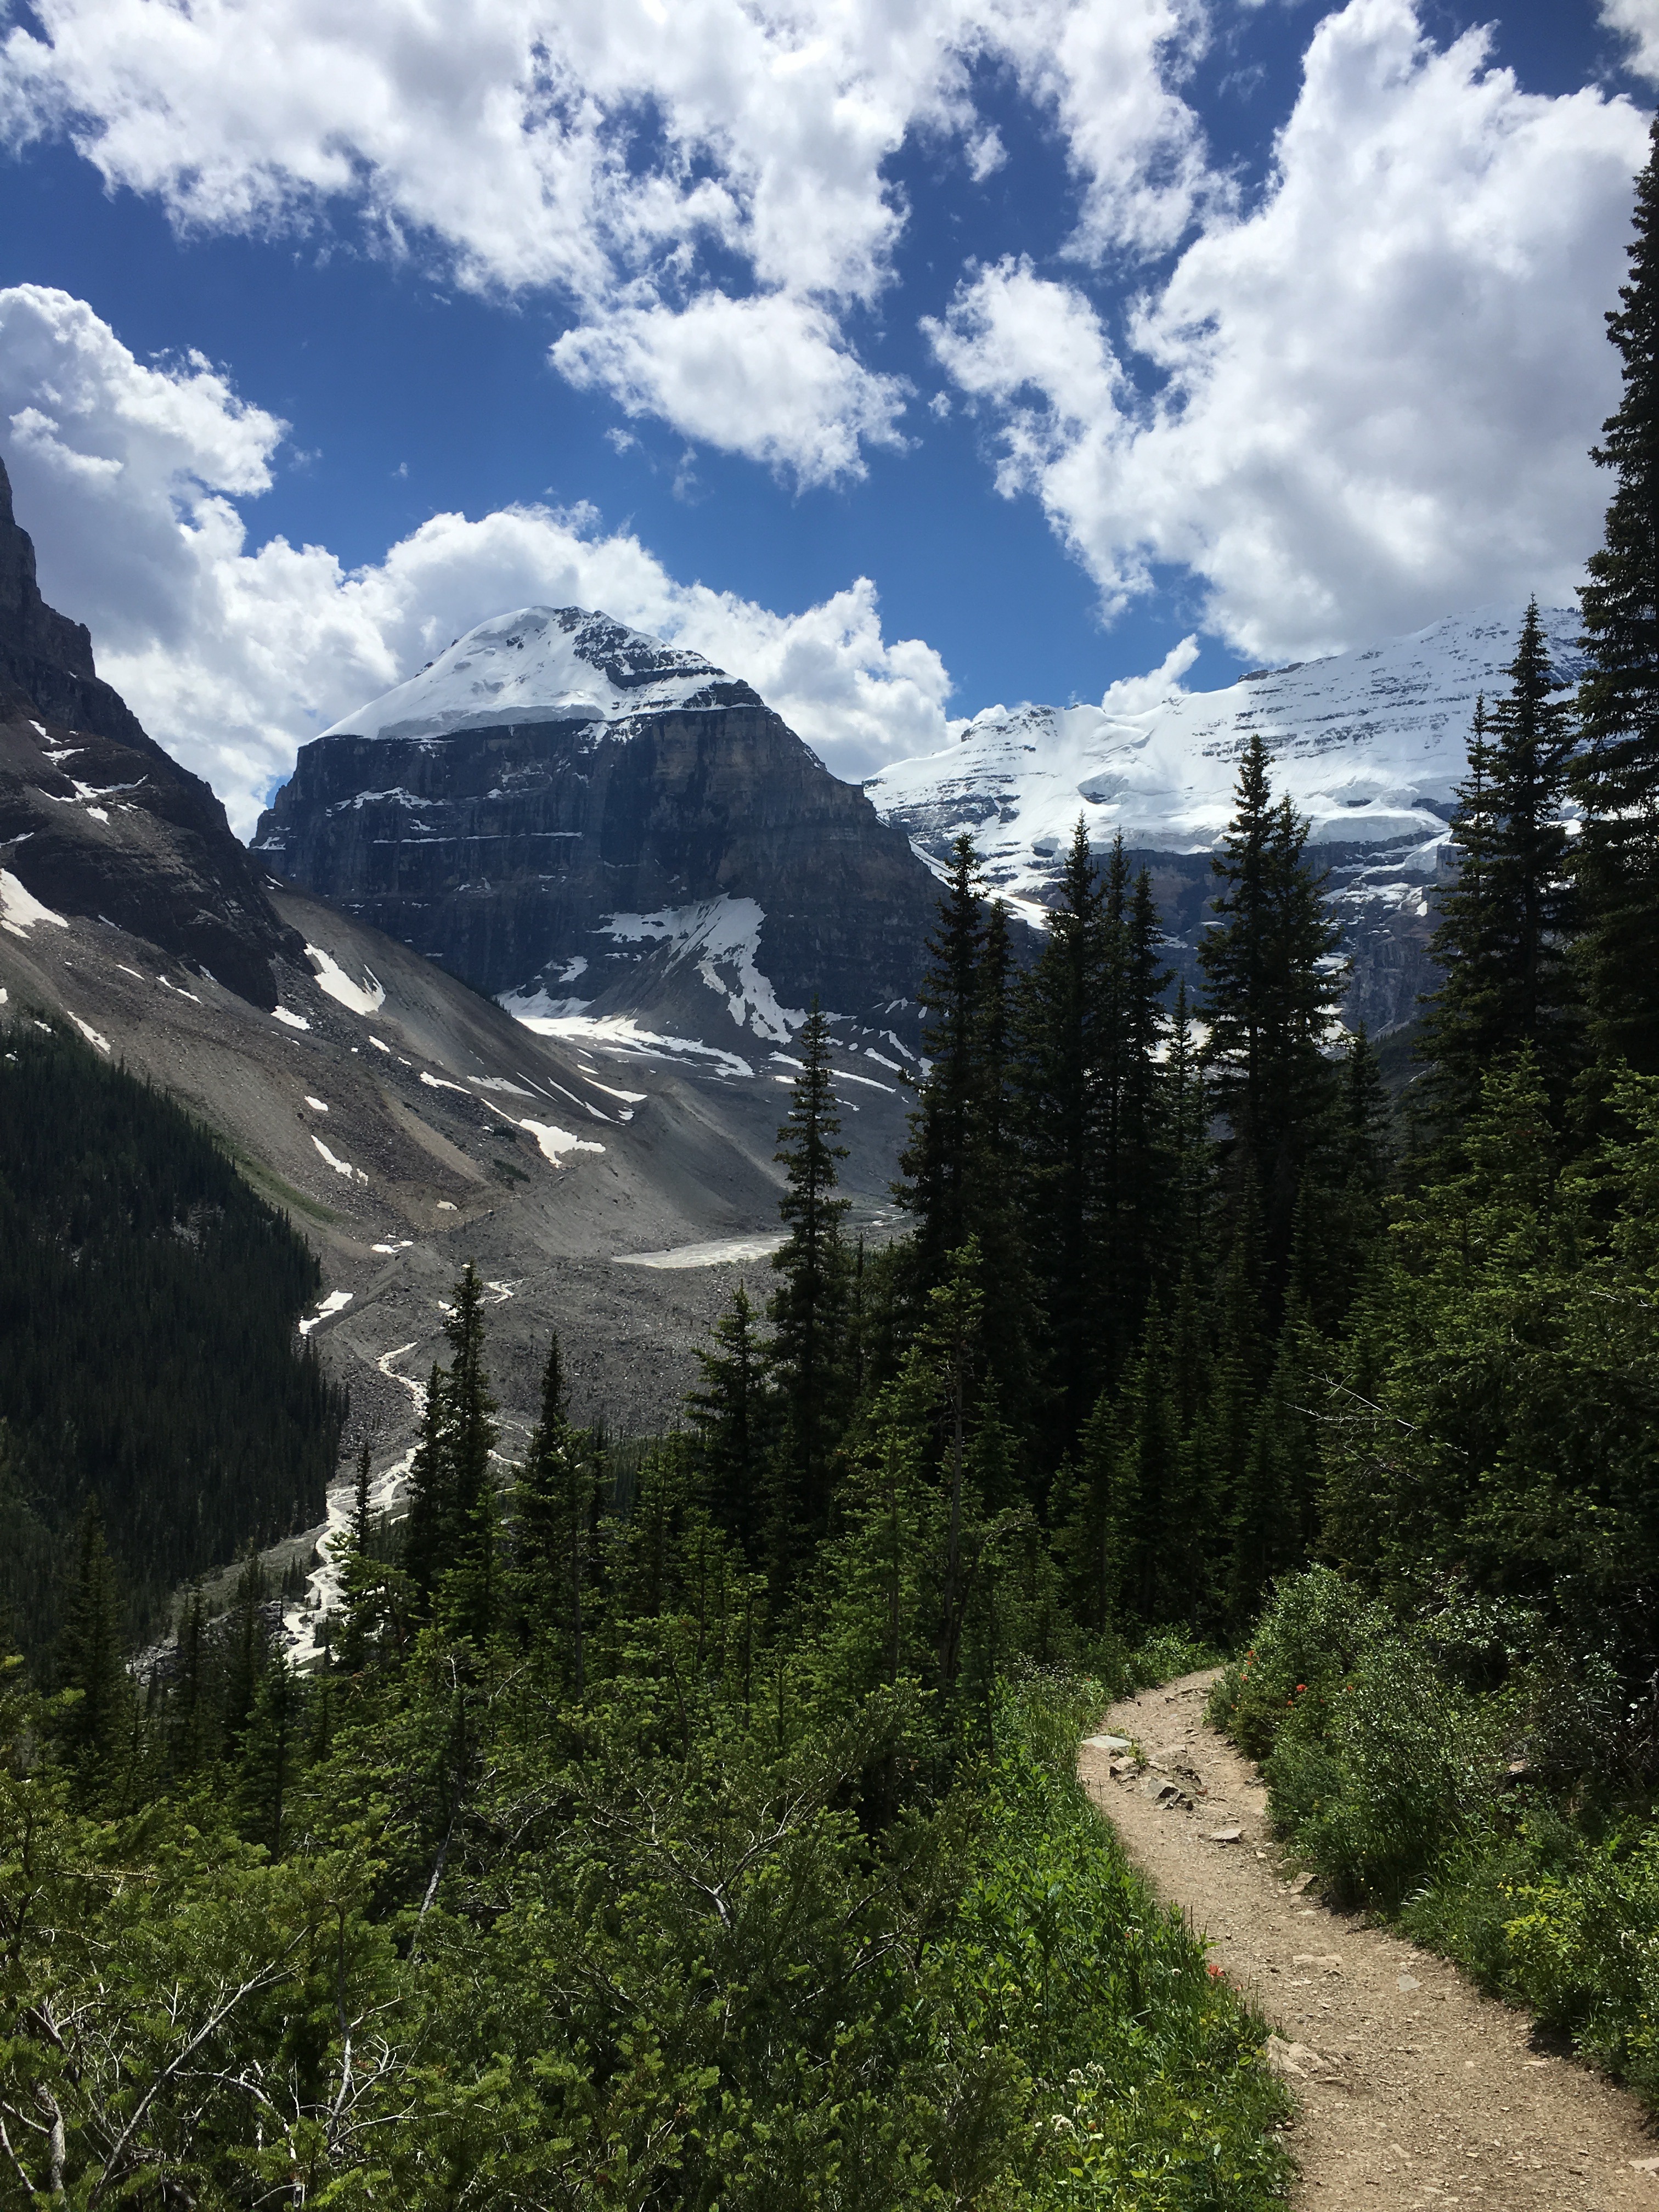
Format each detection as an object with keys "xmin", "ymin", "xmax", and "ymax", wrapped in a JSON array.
[{"xmin": 866, "ymin": 603, "xmax": 1583, "ymax": 1034}]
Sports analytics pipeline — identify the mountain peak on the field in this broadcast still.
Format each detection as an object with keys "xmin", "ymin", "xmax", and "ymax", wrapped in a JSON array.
[{"xmin": 319, "ymin": 605, "xmax": 760, "ymax": 743}]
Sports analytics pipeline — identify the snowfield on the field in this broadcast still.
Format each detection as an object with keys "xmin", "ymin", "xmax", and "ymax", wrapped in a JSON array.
[{"xmin": 866, "ymin": 603, "xmax": 1582, "ymax": 914}]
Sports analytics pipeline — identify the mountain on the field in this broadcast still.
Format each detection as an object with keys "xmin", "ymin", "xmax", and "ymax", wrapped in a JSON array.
[
  {"xmin": 867, "ymin": 605, "xmax": 1583, "ymax": 1034},
  {"xmin": 0, "ymin": 454, "xmax": 302, "ymax": 1009},
  {"xmin": 253, "ymin": 606, "xmax": 940, "ymax": 1047}
]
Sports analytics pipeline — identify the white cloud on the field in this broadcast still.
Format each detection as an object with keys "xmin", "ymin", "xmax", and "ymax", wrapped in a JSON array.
[
  {"xmin": 0, "ymin": 284, "xmax": 953, "ymax": 834},
  {"xmin": 1100, "ymin": 633, "xmax": 1198, "ymax": 715},
  {"xmin": 0, "ymin": 0, "xmax": 1210, "ymax": 482},
  {"xmin": 929, "ymin": 0, "xmax": 1651, "ymax": 661},
  {"xmin": 552, "ymin": 291, "xmax": 909, "ymax": 489},
  {"xmin": 1603, "ymin": 0, "xmax": 1659, "ymax": 83}
]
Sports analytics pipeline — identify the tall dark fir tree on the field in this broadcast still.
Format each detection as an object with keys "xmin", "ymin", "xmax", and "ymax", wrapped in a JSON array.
[
  {"xmin": 1419, "ymin": 605, "xmax": 1579, "ymax": 1137},
  {"xmin": 769, "ymin": 1003, "xmax": 851, "ymax": 1560},
  {"xmin": 1575, "ymin": 115, "xmax": 1659, "ymax": 1075},
  {"xmin": 1198, "ymin": 733, "xmax": 1346, "ymax": 1278}
]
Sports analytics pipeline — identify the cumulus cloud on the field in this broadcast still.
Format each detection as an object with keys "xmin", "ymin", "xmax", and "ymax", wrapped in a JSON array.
[
  {"xmin": 1, "ymin": 285, "xmax": 953, "ymax": 834},
  {"xmin": 552, "ymin": 292, "xmax": 910, "ymax": 489},
  {"xmin": 1603, "ymin": 0, "xmax": 1659, "ymax": 83},
  {"xmin": 929, "ymin": 0, "xmax": 1650, "ymax": 661},
  {"xmin": 0, "ymin": 0, "xmax": 1210, "ymax": 483}
]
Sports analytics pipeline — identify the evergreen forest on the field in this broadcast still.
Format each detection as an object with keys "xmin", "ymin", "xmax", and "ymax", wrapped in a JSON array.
[
  {"xmin": 14, "ymin": 101, "xmax": 1659, "ymax": 2212},
  {"xmin": 0, "ymin": 1022, "xmax": 343, "ymax": 1663}
]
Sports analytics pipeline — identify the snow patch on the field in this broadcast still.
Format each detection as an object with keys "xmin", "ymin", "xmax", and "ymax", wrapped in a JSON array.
[
  {"xmin": 520, "ymin": 1118, "xmax": 606, "ymax": 1163},
  {"xmin": 505, "ymin": 1005, "xmax": 754, "ymax": 1078},
  {"xmin": 312, "ymin": 1136, "xmax": 367, "ymax": 1183},
  {"xmin": 273, "ymin": 1005, "xmax": 311, "ymax": 1031},
  {"xmin": 306, "ymin": 943, "xmax": 385, "ymax": 1017},
  {"xmin": 0, "ymin": 870, "xmax": 69, "ymax": 938},
  {"xmin": 304, "ymin": 1094, "xmax": 329, "ymax": 1112},
  {"xmin": 299, "ymin": 1289, "xmax": 353, "ymax": 1336},
  {"xmin": 420, "ymin": 1070, "xmax": 470, "ymax": 1094},
  {"xmin": 600, "ymin": 895, "xmax": 802, "ymax": 1041},
  {"xmin": 371, "ymin": 1240, "xmax": 415, "ymax": 1255},
  {"xmin": 68, "ymin": 1014, "xmax": 110, "ymax": 1053}
]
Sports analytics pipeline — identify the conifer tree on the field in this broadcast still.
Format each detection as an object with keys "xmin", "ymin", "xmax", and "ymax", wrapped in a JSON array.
[
  {"xmin": 1199, "ymin": 735, "xmax": 1345, "ymax": 1274},
  {"xmin": 769, "ymin": 1004, "xmax": 851, "ymax": 1557},
  {"xmin": 1227, "ymin": 1300, "xmax": 1320, "ymax": 1631},
  {"xmin": 1420, "ymin": 608, "xmax": 1579, "ymax": 1129},
  {"xmin": 405, "ymin": 1266, "xmax": 501, "ymax": 1634},
  {"xmin": 1575, "ymin": 116, "xmax": 1659, "ymax": 1073},
  {"xmin": 514, "ymin": 1329, "xmax": 598, "ymax": 1689},
  {"xmin": 899, "ymin": 833, "xmax": 987, "ymax": 1284},
  {"xmin": 237, "ymin": 1652, "xmax": 300, "ymax": 1856},
  {"xmin": 688, "ymin": 1284, "xmax": 770, "ymax": 1556},
  {"xmin": 1159, "ymin": 981, "xmax": 1212, "ymax": 1265},
  {"xmin": 57, "ymin": 1502, "xmax": 129, "ymax": 1789},
  {"xmin": 1017, "ymin": 818, "xmax": 1106, "ymax": 1448},
  {"xmin": 221, "ymin": 1550, "xmax": 269, "ymax": 1747},
  {"xmin": 1101, "ymin": 1299, "xmax": 1179, "ymax": 1626}
]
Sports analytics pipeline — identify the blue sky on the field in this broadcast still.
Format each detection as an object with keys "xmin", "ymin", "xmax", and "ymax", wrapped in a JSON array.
[{"xmin": 0, "ymin": 0, "xmax": 1652, "ymax": 831}]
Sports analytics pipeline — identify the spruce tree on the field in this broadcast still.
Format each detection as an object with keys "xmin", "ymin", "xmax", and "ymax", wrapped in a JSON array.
[
  {"xmin": 899, "ymin": 833, "xmax": 987, "ymax": 1285},
  {"xmin": 769, "ymin": 1004, "xmax": 851, "ymax": 1558},
  {"xmin": 1198, "ymin": 735, "xmax": 1346, "ymax": 1275},
  {"xmin": 1016, "ymin": 817, "xmax": 1106, "ymax": 1449},
  {"xmin": 57, "ymin": 1503, "xmax": 129, "ymax": 1791},
  {"xmin": 688, "ymin": 1284, "xmax": 770, "ymax": 1557},
  {"xmin": 514, "ymin": 1329, "xmax": 597, "ymax": 1689},
  {"xmin": 1419, "ymin": 607, "xmax": 1579, "ymax": 1130},
  {"xmin": 1575, "ymin": 116, "xmax": 1659, "ymax": 1074}
]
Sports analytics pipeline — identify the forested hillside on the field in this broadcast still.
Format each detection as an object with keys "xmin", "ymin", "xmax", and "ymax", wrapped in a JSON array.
[{"xmin": 0, "ymin": 1020, "xmax": 343, "ymax": 1658}]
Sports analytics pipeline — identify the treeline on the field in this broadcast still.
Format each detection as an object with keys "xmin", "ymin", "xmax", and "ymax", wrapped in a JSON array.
[{"xmin": 0, "ymin": 1020, "xmax": 343, "ymax": 1660}]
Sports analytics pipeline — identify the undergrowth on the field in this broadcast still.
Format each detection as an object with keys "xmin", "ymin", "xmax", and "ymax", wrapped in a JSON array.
[{"xmin": 1212, "ymin": 1568, "xmax": 1659, "ymax": 2106}]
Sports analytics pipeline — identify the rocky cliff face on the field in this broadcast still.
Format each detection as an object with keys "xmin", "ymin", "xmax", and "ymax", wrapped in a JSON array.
[
  {"xmin": 254, "ymin": 608, "xmax": 940, "ymax": 1036},
  {"xmin": 0, "ymin": 455, "xmax": 301, "ymax": 1008}
]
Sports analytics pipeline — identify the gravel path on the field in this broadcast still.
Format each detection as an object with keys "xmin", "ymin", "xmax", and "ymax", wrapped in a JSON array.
[{"xmin": 1082, "ymin": 1669, "xmax": 1659, "ymax": 2210}]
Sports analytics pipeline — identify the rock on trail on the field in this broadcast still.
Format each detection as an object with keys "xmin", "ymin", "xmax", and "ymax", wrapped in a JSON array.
[{"xmin": 1082, "ymin": 1668, "xmax": 1659, "ymax": 2210}]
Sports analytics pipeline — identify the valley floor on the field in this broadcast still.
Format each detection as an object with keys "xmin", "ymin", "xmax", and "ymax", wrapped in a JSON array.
[{"xmin": 1084, "ymin": 1671, "xmax": 1659, "ymax": 2211}]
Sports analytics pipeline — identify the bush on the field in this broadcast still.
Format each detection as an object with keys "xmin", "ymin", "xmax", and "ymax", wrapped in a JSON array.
[
  {"xmin": 1266, "ymin": 1634, "xmax": 1505, "ymax": 1910},
  {"xmin": 1206, "ymin": 1567, "xmax": 1389, "ymax": 1761}
]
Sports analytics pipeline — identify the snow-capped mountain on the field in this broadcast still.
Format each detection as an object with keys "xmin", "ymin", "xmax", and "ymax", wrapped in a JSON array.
[
  {"xmin": 259, "ymin": 605, "xmax": 940, "ymax": 1048},
  {"xmin": 317, "ymin": 606, "xmax": 756, "ymax": 741},
  {"xmin": 867, "ymin": 605, "xmax": 1583, "ymax": 1033}
]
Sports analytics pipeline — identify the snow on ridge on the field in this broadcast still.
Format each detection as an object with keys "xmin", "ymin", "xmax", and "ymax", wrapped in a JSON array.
[
  {"xmin": 599, "ymin": 896, "xmax": 804, "ymax": 1043},
  {"xmin": 317, "ymin": 606, "xmax": 738, "ymax": 745},
  {"xmin": 0, "ymin": 868, "xmax": 69, "ymax": 938},
  {"xmin": 867, "ymin": 602, "xmax": 1583, "ymax": 912}
]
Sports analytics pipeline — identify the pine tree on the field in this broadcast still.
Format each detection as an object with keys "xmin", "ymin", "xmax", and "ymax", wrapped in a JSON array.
[
  {"xmin": 1159, "ymin": 981, "xmax": 1212, "ymax": 1266},
  {"xmin": 514, "ymin": 1329, "xmax": 599, "ymax": 1689},
  {"xmin": 769, "ymin": 1004, "xmax": 851, "ymax": 1560},
  {"xmin": 57, "ymin": 1503, "xmax": 129, "ymax": 1791},
  {"xmin": 236, "ymin": 1652, "xmax": 301, "ymax": 1857},
  {"xmin": 1101, "ymin": 1298, "xmax": 1180, "ymax": 1627},
  {"xmin": 1227, "ymin": 1300, "xmax": 1320, "ymax": 1632},
  {"xmin": 1575, "ymin": 116, "xmax": 1659, "ymax": 1074},
  {"xmin": 1017, "ymin": 818, "xmax": 1106, "ymax": 1449},
  {"xmin": 221, "ymin": 1550, "xmax": 269, "ymax": 1748},
  {"xmin": 1420, "ymin": 607, "xmax": 1579, "ymax": 1130},
  {"xmin": 688, "ymin": 1284, "xmax": 770, "ymax": 1557},
  {"xmin": 1198, "ymin": 735, "xmax": 1346, "ymax": 1276},
  {"xmin": 405, "ymin": 1266, "xmax": 501, "ymax": 1635},
  {"xmin": 899, "ymin": 833, "xmax": 987, "ymax": 1284}
]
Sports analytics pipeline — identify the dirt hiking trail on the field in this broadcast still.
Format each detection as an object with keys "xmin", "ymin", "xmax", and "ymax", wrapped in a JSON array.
[{"xmin": 1082, "ymin": 1669, "xmax": 1659, "ymax": 2210}]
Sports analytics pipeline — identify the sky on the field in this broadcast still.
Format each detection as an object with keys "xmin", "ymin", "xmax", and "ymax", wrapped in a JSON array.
[{"xmin": 0, "ymin": 0, "xmax": 1654, "ymax": 834}]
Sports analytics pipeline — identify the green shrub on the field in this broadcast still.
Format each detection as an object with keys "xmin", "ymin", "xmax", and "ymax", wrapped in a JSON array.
[
  {"xmin": 1266, "ymin": 1634, "xmax": 1506, "ymax": 1910},
  {"xmin": 1206, "ymin": 1567, "xmax": 1389, "ymax": 1760}
]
